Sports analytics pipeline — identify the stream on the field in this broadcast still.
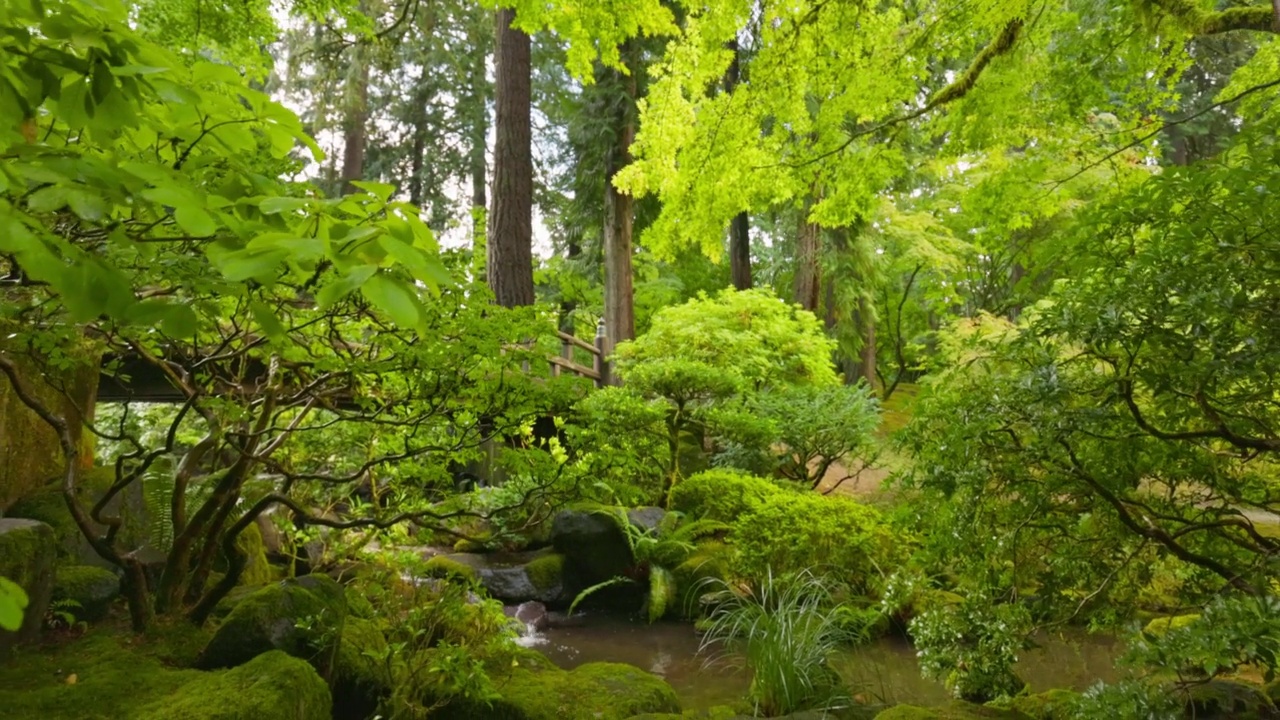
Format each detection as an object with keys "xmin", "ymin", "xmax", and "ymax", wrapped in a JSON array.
[{"xmin": 528, "ymin": 613, "xmax": 1127, "ymax": 710}]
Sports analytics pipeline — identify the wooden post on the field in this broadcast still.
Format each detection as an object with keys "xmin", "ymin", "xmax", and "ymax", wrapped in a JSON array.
[{"xmin": 594, "ymin": 318, "xmax": 610, "ymax": 387}]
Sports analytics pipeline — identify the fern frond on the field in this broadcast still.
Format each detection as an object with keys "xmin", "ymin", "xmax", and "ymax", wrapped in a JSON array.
[
  {"xmin": 647, "ymin": 565, "xmax": 676, "ymax": 623},
  {"xmin": 568, "ymin": 576, "xmax": 635, "ymax": 616}
]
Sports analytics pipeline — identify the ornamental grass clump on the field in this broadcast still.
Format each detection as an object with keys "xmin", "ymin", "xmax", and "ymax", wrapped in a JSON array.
[{"xmin": 697, "ymin": 569, "xmax": 856, "ymax": 716}]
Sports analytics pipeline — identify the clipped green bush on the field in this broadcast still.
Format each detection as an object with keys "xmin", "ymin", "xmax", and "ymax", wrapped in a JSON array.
[
  {"xmin": 730, "ymin": 493, "xmax": 898, "ymax": 592},
  {"xmin": 668, "ymin": 469, "xmax": 792, "ymax": 524}
]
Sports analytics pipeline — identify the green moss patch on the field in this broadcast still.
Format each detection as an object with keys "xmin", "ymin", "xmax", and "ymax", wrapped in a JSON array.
[
  {"xmin": 0, "ymin": 626, "xmax": 326, "ymax": 719},
  {"xmin": 423, "ymin": 555, "xmax": 478, "ymax": 580},
  {"xmin": 525, "ymin": 553, "xmax": 566, "ymax": 593}
]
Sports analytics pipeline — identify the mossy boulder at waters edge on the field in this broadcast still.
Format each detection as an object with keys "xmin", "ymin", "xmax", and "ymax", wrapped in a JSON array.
[
  {"xmin": 197, "ymin": 574, "xmax": 347, "ymax": 671},
  {"xmin": 440, "ymin": 661, "xmax": 680, "ymax": 720}
]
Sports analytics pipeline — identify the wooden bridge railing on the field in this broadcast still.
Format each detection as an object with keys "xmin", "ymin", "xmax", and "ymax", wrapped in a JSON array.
[{"xmin": 548, "ymin": 318, "xmax": 611, "ymax": 387}]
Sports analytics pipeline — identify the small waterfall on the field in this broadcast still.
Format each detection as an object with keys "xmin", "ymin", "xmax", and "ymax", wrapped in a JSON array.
[{"xmin": 508, "ymin": 601, "xmax": 549, "ymax": 647}]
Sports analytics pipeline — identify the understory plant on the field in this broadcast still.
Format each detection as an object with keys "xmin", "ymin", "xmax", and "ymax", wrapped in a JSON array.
[
  {"xmin": 569, "ymin": 508, "xmax": 727, "ymax": 622},
  {"xmin": 349, "ymin": 557, "xmax": 517, "ymax": 719},
  {"xmin": 910, "ymin": 592, "xmax": 1030, "ymax": 702},
  {"xmin": 698, "ymin": 569, "xmax": 856, "ymax": 716}
]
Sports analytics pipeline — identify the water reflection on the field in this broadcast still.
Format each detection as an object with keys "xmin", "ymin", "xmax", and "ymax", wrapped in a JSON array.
[{"xmin": 537, "ymin": 614, "xmax": 1126, "ymax": 710}]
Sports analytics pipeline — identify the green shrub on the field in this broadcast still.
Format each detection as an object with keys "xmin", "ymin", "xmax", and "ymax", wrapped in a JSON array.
[
  {"xmin": 911, "ymin": 594, "xmax": 1029, "ymax": 703},
  {"xmin": 614, "ymin": 288, "xmax": 838, "ymax": 390},
  {"xmin": 668, "ymin": 469, "xmax": 791, "ymax": 523},
  {"xmin": 730, "ymin": 493, "xmax": 898, "ymax": 592}
]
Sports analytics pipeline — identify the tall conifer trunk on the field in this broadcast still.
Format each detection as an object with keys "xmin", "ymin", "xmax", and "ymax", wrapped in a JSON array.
[
  {"xmin": 602, "ymin": 43, "xmax": 637, "ymax": 353},
  {"xmin": 725, "ymin": 37, "xmax": 751, "ymax": 290},
  {"xmin": 487, "ymin": 8, "xmax": 535, "ymax": 307}
]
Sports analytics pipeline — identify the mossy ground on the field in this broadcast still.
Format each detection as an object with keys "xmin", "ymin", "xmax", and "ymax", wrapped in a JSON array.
[
  {"xmin": 0, "ymin": 619, "xmax": 329, "ymax": 720},
  {"xmin": 0, "ymin": 624, "xmax": 205, "ymax": 719}
]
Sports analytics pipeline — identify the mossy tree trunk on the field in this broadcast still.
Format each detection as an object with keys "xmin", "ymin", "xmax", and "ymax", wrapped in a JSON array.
[{"xmin": 0, "ymin": 336, "xmax": 98, "ymax": 511}]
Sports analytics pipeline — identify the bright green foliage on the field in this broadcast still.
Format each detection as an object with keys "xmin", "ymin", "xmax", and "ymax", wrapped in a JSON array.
[
  {"xmin": 1127, "ymin": 595, "xmax": 1280, "ymax": 682},
  {"xmin": 731, "ymin": 493, "xmax": 897, "ymax": 594},
  {"xmin": 698, "ymin": 569, "xmax": 854, "ymax": 716},
  {"xmin": 667, "ymin": 469, "xmax": 791, "ymax": 524},
  {"xmin": 0, "ymin": 576, "xmax": 27, "ymax": 631},
  {"xmin": 1, "ymin": 0, "xmax": 448, "ymax": 336},
  {"xmin": 580, "ymin": 289, "xmax": 837, "ymax": 504},
  {"xmin": 900, "ymin": 120, "xmax": 1280, "ymax": 634},
  {"xmin": 615, "ymin": 288, "xmax": 837, "ymax": 390}
]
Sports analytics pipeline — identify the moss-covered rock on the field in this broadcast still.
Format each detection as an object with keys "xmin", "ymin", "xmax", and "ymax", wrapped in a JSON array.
[
  {"xmin": 135, "ymin": 650, "xmax": 332, "ymax": 719},
  {"xmin": 441, "ymin": 661, "xmax": 680, "ymax": 720},
  {"xmin": 874, "ymin": 701, "xmax": 1031, "ymax": 719},
  {"xmin": 51, "ymin": 564, "xmax": 119, "ymax": 622},
  {"xmin": 1001, "ymin": 690, "xmax": 1080, "ymax": 720},
  {"xmin": 344, "ymin": 583, "xmax": 377, "ymax": 620},
  {"xmin": 550, "ymin": 507, "xmax": 649, "ymax": 583},
  {"xmin": 0, "ymin": 628, "xmax": 328, "ymax": 720},
  {"xmin": 431, "ymin": 548, "xmax": 575, "ymax": 605},
  {"xmin": 526, "ymin": 552, "xmax": 566, "ymax": 593},
  {"xmin": 424, "ymin": 555, "xmax": 478, "ymax": 580},
  {"xmin": 0, "ymin": 518, "xmax": 56, "ymax": 658},
  {"xmin": 332, "ymin": 616, "xmax": 392, "ymax": 719},
  {"xmin": 233, "ymin": 523, "xmax": 273, "ymax": 587},
  {"xmin": 197, "ymin": 574, "xmax": 347, "ymax": 672}
]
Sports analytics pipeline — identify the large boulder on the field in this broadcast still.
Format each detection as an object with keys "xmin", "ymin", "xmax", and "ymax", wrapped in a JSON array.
[
  {"xmin": 197, "ymin": 575, "xmax": 347, "ymax": 672},
  {"xmin": 136, "ymin": 650, "xmax": 332, "ymax": 719},
  {"xmin": 551, "ymin": 507, "xmax": 666, "ymax": 583},
  {"xmin": 0, "ymin": 518, "xmax": 56, "ymax": 659},
  {"xmin": 425, "ymin": 547, "xmax": 575, "ymax": 606},
  {"xmin": 51, "ymin": 564, "xmax": 120, "ymax": 622},
  {"xmin": 439, "ymin": 661, "xmax": 680, "ymax": 720}
]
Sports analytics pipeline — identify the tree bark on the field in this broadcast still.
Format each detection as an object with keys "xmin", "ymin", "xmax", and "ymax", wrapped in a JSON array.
[
  {"xmin": 602, "ymin": 46, "xmax": 638, "ymax": 354},
  {"xmin": 340, "ymin": 50, "xmax": 369, "ymax": 196},
  {"xmin": 468, "ymin": 16, "xmax": 489, "ymax": 246},
  {"xmin": 855, "ymin": 295, "xmax": 877, "ymax": 390},
  {"xmin": 725, "ymin": 38, "xmax": 752, "ymax": 290},
  {"xmin": 793, "ymin": 202, "xmax": 821, "ymax": 312},
  {"xmin": 486, "ymin": 7, "xmax": 535, "ymax": 307}
]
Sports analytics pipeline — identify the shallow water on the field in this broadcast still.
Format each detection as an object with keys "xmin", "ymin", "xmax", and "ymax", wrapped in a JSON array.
[{"xmin": 536, "ymin": 614, "xmax": 1127, "ymax": 710}]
